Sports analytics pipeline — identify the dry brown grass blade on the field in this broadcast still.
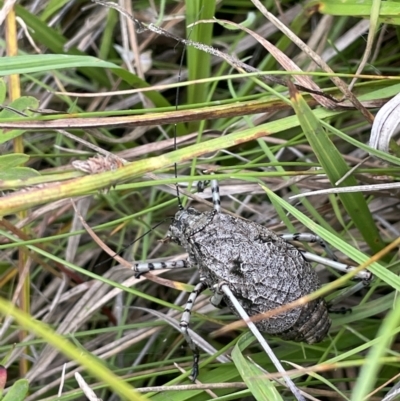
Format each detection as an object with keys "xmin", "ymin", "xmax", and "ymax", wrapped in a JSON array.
[
  {"xmin": 0, "ymin": 99, "xmax": 300, "ymax": 129},
  {"xmin": 195, "ymin": 17, "xmax": 337, "ymax": 109}
]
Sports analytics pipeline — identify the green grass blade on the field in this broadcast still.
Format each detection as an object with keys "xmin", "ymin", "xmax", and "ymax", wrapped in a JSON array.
[
  {"xmin": 289, "ymin": 84, "xmax": 385, "ymax": 254},
  {"xmin": 185, "ymin": 0, "xmax": 216, "ymax": 104},
  {"xmin": 11, "ymin": 3, "xmax": 170, "ymax": 108},
  {"xmin": 307, "ymin": 0, "xmax": 400, "ymax": 25},
  {"xmin": 186, "ymin": 0, "xmax": 216, "ymax": 131},
  {"xmin": 351, "ymin": 295, "xmax": 400, "ymax": 400},
  {"xmin": 0, "ymin": 96, "xmax": 39, "ymax": 143},
  {"xmin": 3, "ymin": 379, "xmax": 29, "ymax": 401},
  {"xmin": 0, "ymin": 55, "xmax": 116, "ymax": 75},
  {"xmin": 0, "ymin": 298, "xmax": 147, "ymax": 401},
  {"xmin": 232, "ymin": 333, "xmax": 284, "ymax": 401}
]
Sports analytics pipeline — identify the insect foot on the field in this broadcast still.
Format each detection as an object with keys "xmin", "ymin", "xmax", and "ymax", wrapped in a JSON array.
[{"xmin": 166, "ymin": 205, "xmax": 331, "ymax": 377}]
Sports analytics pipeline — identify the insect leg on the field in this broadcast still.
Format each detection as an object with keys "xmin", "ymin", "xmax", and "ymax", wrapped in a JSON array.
[
  {"xmin": 300, "ymin": 251, "xmax": 372, "ymax": 281},
  {"xmin": 132, "ymin": 259, "xmax": 188, "ymax": 278},
  {"xmin": 281, "ymin": 232, "xmax": 337, "ymax": 260},
  {"xmin": 210, "ymin": 287, "xmax": 224, "ymax": 308},
  {"xmin": 180, "ymin": 280, "xmax": 208, "ymax": 381},
  {"xmin": 196, "ymin": 179, "xmax": 210, "ymax": 193},
  {"xmin": 216, "ymin": 282, "xmax": 306, "ymax": 401},
  {"xmin": 211, "ymin": 178, "xmax": 221, "ymax": 213}
]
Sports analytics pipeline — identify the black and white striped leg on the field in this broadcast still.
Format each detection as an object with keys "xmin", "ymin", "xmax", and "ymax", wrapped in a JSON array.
[
  {"xmin": 300, "ymin": 251, "xmax": 373, "ymax": 281},
  {"xmin": 281, "ymin": 232, "xmax": 337, "ymax": 261},
  {"xmin": 211, "ymin": 179, "xmax": 221, "ymax": 213},
  {"xmin": 132, "ymin": 259, "xmax": 188, "ymax": 278},
  {"xmin": 180, "ymin": 280, "xmax": 208, "ymax": 381}
]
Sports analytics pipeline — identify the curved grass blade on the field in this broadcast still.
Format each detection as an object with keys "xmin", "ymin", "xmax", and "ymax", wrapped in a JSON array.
[
  {"xmin": 351, "ymin": 295, "xmax": 400, "ymax": 401},
  {"xmin": 0, "ymin": 297, "xmax": 147, "ymax": 401},
  {"xmin": 12, "ymin": 3, "xmax": 171, "ymax": 108},
  {"xmin": 0, "ymin": 96, "xmax": 38, "ymax": 144},
  {"xmin": 232, "ymin": 332, "xmax": 284, "ymax": 401}
]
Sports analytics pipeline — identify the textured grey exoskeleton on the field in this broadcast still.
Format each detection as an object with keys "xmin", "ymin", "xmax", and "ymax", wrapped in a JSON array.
[{"xmin": 166, "ymin": 206, "xmax": 331, "ymax": 344}]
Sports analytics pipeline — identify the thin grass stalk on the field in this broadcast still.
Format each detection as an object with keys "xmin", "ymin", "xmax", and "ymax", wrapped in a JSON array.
[{"xmin": 5, "ymin": 4, "xmax": 30, "ymax": 378}]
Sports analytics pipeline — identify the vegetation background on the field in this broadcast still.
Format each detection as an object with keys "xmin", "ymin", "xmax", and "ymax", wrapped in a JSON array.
[{"xmin": 0, "ymin": 0, "xmax": 399, "ymax": 400}]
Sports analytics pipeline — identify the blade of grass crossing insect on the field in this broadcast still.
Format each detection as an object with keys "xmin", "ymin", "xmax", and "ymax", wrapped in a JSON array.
[
  {"xmin": 289, "ymin": 84, "xmax": 385, "ymax": 255},
  {"xmin": 232, "ymin": 332, "xmax": 284, "ymax": 401},
  {"xmin": 351, "ymin": 295, "xmax": 400, "ymax": 401},
  {"xmin": 261, "ymin": 185, "xmax": 400, "ymax": 291}
]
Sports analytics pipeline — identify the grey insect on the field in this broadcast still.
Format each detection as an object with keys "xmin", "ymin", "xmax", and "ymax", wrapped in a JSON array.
[
  {"xmin": 168, "ymin": 203, "xmax": 330, "ymax": 339},
  {"xmin": 133, "ymin": 179, "xmax": 371, "ymax": 380}
]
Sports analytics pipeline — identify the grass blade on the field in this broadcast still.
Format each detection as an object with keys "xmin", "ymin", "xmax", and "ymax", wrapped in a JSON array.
[{"xmin": 289, "ymin": 82, "xmax": 385, "ymax": 254}]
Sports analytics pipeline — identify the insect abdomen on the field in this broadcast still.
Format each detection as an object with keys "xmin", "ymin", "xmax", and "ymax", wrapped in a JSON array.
[{"xmin": 274, "ymin": 298, "xmax": 331, "ymax": 344}]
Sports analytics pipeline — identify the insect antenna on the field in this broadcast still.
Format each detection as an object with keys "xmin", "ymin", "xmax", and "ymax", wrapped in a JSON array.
[
  {"xmin": 173, "ymin": 36, "xmax": 187, "ymax": 212},
  {"xmin": 94, "ymin": 218, "xmax": 171, "ymax": 268}
]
